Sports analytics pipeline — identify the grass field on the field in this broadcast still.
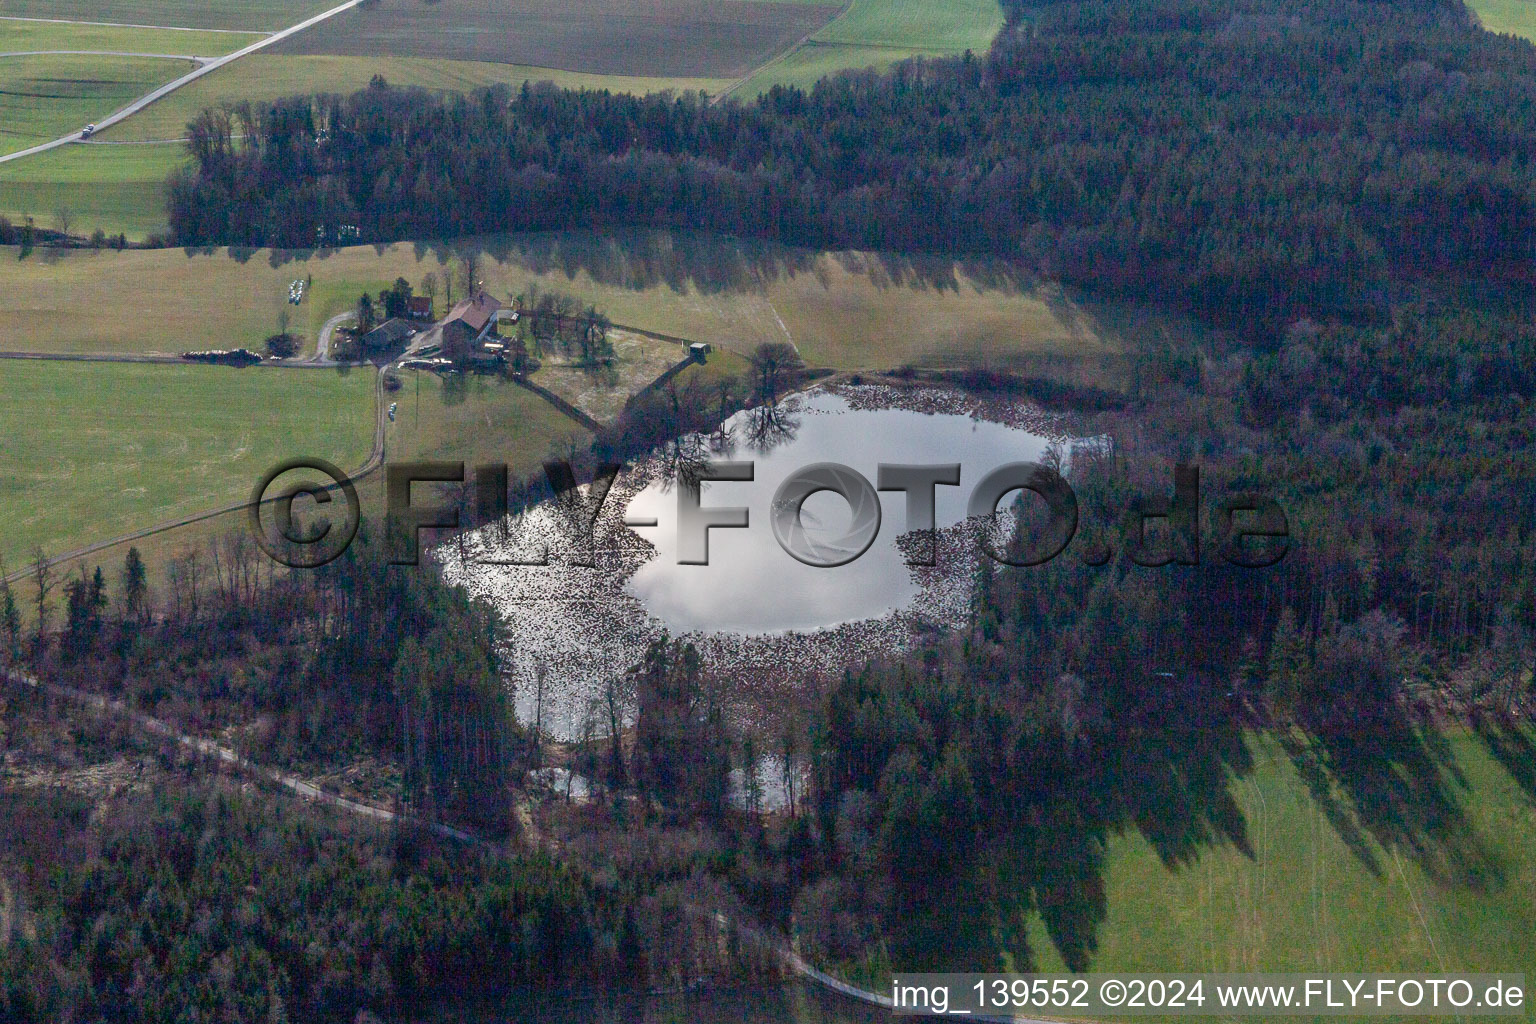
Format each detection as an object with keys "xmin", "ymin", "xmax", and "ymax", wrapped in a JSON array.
[
  {"xmin": 529, "ymin": 328, "xmax": 689, "ymax": 423},
  {"xmin": 0, "ymin": 360, "xmax": 374, "ymax": 570},
  {"xmin": 266, "ymin": 0, "xmax": 843, "ymax": 79},
  {"xmin": 0, "ymin": 140, "xmax": 183, "ymax": 237},
  {"xmin": 834, "ymin": 728, "xmax": 1536, "ymax": 1020},
  {"xmin": 0, "ymin": 18, "xmax": 252, "ymax": 57},
  {"xmin": 814, "ymin": 0, "xmax": 1003, "ymax": 50},
  {"xmin": 672, "ymin": 345, "xmax": 752, "ymax": 390},
  {"xmin": 95, "ymin": 53, "xmax": 736, "ymax": 144},
  {"xmin": 736, "ymin": 0, "xmax": 1004, "ymax": 96},
  {"xmin": 1468, "ymin": 0, "xmax": 1536, "ymax": 40},
  {"xmin": 0, "ymin": 52, "xmax": 193, "ymax": 155},
  {"xmin": 1010, "ymin": 730, "xmax": 1536, "ymax": 1019},
  {"xmin": 26, "ymin": 367, "xmax": 593, "ymax": 602},
  {"xmin": 731, "ymin": 40, "xmax": 926, "ymax": 93},
  {"xmin": 0, "ymin": 3, "xmax": 329, "ymax": 33},
  {"xmin": 0, "ymin": 243, "xmax": 318, "ymax": 355},
  {"xmin": 0, "ymin": 232, "xmax": 1130, "ymax": 374},
  {"xmin": 386, "ymin": 370, "xmax": 591, "ymax": 470}
]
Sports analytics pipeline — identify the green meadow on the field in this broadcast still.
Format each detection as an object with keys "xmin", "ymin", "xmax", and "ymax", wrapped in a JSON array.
[
  {"xmin": 0, "ymin": 141, "xmax": 184, "ymax": 238},
  {"xmin": 0, "ymin": 19, "xmax": 252, "ymax": 57},
  {"xmin": 812, "ymin": 0, "xmax": 1004, "ymax": 51},
  {"xmin": 386, "ymin": 370, "xmax": 591, "ymax": 470},
  {"xmin": 840, "ymin": 728, "xmax": 1536, "ymax": 1022},
  {"xmin": 1467, "ymin": 0, "xmax": 1536, "ymax": 41},
  {"xmin": 736, "ymin": 0, "xmax": 1005, "ymax": 96},
  {"xmin": 0, "ymin": 52, "xmax": 192, "ymax": 156},
  {"xmin": 1028, "ymin": 731, "xmax": 1536, "ymax": 984},
  {"xmin": 0, "ymin": 360, "xmax": 375, "ymax": 569}
]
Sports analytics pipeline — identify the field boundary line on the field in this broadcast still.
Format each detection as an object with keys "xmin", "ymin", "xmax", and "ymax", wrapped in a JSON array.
[
  {"xmin": 712, "ymin": 0, "xmax": 852, "ymax": 103},
  {"xmin": 1389, "ymin": 848, "xmax": 1449, "ymax": 974},
  {"xmin": 0, "ymin": 51, "xmax": 211, "ymax": 61},
  {"xmin": 0, "ymin": 15, "xmax": 267, "ymax": 34},
  {"xmin": 79, "ymin": 136, "xmax": 190, "ymax": 145},
  {"xmin": 797, "ymin": 37, "xmax": 961, "ymax": 54}
]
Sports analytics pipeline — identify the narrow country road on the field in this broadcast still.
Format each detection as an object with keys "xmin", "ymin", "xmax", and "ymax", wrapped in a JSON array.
[
  {"xmin": 0, "ymin": 0, "xmax": 367, "ymax": 167},
  {"xmin": 0, "ymin": 349, "xmax": 352, "ymax": 369},
  {"xmin": 313, "ymin": 310, "xmax": 354, "ymax": 364}
]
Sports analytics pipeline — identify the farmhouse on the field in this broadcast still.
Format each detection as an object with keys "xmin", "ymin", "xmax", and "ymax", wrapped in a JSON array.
[
  {"xmin": 441, "ymin": 291, "xmax": 502, "ymax": 350},
  {"xmin": 361, "ymin": 318, "xmax": 416, "ymax": 352},
  {"xmin": 407, "ymin": 295, "xmax": 433, "ymax": 320}
]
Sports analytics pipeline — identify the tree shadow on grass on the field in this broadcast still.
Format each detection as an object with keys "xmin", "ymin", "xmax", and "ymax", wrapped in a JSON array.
[
  {"xmin": 1471, "ymin": 715, "xmax": 1536, "ymax": 806},
  {"xmin": 1276, "ymin": 729, "xmax": 1383, "ymax": 877},
  {"xmin": 1287, "ymin": 705, "xmax": 1502, "ymax": 893},
  {"xmin": 955, "ymin": 562, "xmax": 1266, "ymax": 973},
  {"xmin": 1025, "ymin": 714, "xmax": 1254, "ymax": 971},
  {"xmin": 400, "ymin": 229, "xmax": 1047, "ymax": 301},
  {"xmin": 1003, "ymin": 672, "xmax": 1256, "ymax": 972}
]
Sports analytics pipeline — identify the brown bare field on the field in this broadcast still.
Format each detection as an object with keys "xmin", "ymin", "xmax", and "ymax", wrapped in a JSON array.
[{"xmin": 266, "ymin": 0, "xmax": 844, "ymax": 78}]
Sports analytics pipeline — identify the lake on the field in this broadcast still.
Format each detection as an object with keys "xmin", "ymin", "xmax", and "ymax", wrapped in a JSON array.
[{"xmin": 440, "ymin": 385, "xmax": 1067, "ymax": 738}]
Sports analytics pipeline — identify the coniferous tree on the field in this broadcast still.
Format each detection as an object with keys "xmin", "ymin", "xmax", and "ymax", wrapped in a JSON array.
[{"xmin": 121, "ymin": 546, "xmax": 147, "ymax": 624}]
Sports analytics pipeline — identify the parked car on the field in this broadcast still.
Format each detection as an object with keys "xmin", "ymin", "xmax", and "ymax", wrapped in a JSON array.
[{"xmin": 81, "ymin": 124, "xmax": 96, "ymax": 138}]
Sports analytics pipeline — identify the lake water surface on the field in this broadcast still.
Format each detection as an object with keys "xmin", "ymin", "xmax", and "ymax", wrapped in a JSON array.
[
  {"xmin": 441, "ymin": 385, "xmax": 1065, "ymax": 737},
  {"xmin": 622, "ymin": 389, "xmax": 1056, "ymax": 634}
]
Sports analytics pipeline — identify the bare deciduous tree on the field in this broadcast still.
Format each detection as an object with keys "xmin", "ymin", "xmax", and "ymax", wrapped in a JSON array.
[
  {"xmin": 420, "ymin": 271, "xmax": 438, "ymax": 316},
  {"xmin": 747, "ymin": 341, "xmax": 804, "ymax": 404},
  {"xmin": 459, "ymin": 251, "xmax": 481, "ymax": 297}
]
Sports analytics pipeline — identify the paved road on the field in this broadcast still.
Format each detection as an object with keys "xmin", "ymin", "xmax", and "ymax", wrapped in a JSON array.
[
  {"xmin": 0, "ymin": 350, "xmax": 186, "ymax": 365},
  {"xmin": 0, "ymin": 0, "xmax": 366, "ymax": 167}
]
